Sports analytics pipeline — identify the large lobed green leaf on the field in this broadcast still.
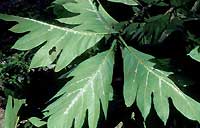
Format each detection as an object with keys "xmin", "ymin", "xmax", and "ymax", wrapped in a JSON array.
[
  {"xmin": 0, "ymin": 14, "xmax": 104, "ymax": 72},
  {"xmin": 44, "ymin": 45, "xmax": 115, "ymax": 128},
  {"xmin": 54, "ymin": 0, "xmax": 118, "ymax": 33},
  {"xmin": 123, "ymin": 46, "xmax": 200, "ymax": 124},
  {"xmin": 0, "ymin": 1, "xmax": 117, "ymax": 72},
  {"xmin": 0, "ymin": 14, "xmax": 109, "ymax": 72},
  {"xmin": 0, "ymin": 1, "xmax": 118, "ymax": 128},
  {"xmin": 4, "ymin": 96, "xmax": 25, "ymax": 128}
]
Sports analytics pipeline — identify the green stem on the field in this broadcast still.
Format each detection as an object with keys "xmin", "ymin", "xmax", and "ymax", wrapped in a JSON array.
[{"xmin": 118, "ymin": 35, "xmax": 129, "ymax": 48}]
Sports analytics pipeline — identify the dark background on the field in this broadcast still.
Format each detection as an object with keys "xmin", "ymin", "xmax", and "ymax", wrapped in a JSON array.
[{"xmin": 1, "ymin": 0, "xmax": 200, "ymax": 128}]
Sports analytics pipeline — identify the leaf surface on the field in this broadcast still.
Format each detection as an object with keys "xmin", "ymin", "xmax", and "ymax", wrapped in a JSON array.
[
  {"xmin": 189, "ymin": 46, "xmax": 200, "ymax": 62},
  {"xmin": 0, "ymin": 14, "xmax": 105, "ymax": 71},
  {"xmin": 29, "ymin": 117, "xmax": 47, "ymax": 127},
  {"xmin": 123, "ymin": 46, "xmax": 200, "ymax": 124},
  {"xmin": 54, "ymin": 0, "xmax": 118, "ymax": 33},
  {"xmin": 4, "ymin": 96, "xmax": 25, "ymax": 128},
  {"xmin": 44, "ymin": 46, "xmax": 115, "ymax": 128}
]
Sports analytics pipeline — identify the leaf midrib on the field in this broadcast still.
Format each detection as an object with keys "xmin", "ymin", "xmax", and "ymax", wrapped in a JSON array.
[
  {"xmin": 125, "ymin": 46, "xmax": 197, "ymax": 118},
  {"xmin": 63, "ymin": 49, "xmax": 113, "ymax": 115},
  {"xmin": 23, "ymin": 17, "xmax": 107, "ymax": 35}
]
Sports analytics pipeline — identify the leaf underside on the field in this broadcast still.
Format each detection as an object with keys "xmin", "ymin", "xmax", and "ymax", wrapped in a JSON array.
[
  {"xmin": 123, "ymin": 46, "xmax": 200, "ymax": 124},
  {"xmin": 44, "ymin": 47, "xmax": 114, "ymax": 128}
]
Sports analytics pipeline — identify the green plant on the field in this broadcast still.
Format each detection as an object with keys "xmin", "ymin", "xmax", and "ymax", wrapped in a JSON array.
[
  {"xmin": 1, "ymin": 0, "xmax": 200, "ymax": 127},
  {"xmin": 4, "ymin": 96, "xmax": 25, "ymax": 128},
  {"xmin": 0, "ymin": 52, "xmax": 30, "ymax": 98}
]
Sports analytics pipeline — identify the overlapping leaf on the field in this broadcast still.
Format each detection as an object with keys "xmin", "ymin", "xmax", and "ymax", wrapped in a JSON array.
[
  {"xmin": 29, "ymin": 117, "xmax": 47, "ymax": 127},
  {"xmin": 141, "ymin": 14, "xmax": 170, "ymax": 44},
  {"xmin": 123, "ymin": 46, "xmax": 200, "ymax": 124},
  {"xmin": 4, "ymin": 96, "xmax": 25, "ymax": 128},
  {"xmin": 54, "ymin": 0, "xmax": 118, "ymax": 33},
  {"xmin": 0, "ymin": 13, "xmax": 112, "ymax": 71},
  {"xmin": 44, "ymin": 47, "xmax": 115, "ymax": 128}
]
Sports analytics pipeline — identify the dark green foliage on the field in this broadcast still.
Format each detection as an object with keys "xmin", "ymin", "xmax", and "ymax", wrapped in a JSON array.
[{"xmin": 0, "ymin": 52, "xmax": 29, "ymax": 98}]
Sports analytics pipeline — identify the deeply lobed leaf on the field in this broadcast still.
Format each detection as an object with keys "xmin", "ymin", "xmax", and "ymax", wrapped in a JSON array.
[
  {"xmin": 141, "ymin": 14, "xmax": 170, "ymax": 44},
  {"xmin": 54, "ymin": 0, "xmax": 118, "ymax": 33},
  {"xmin": 123, "ymin": 46, "xmax": 200, "ymax": 124},
  {"xmin": 0, "ymin": 1, "xmax": 118, "ymax": 72},
  {"xmin": 0, "ymin": 14, "xmax": 105, "ymax": 71},
  {"xmin": 44, "ymin": 45, "xmax": 115, "ymax": 128}
]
